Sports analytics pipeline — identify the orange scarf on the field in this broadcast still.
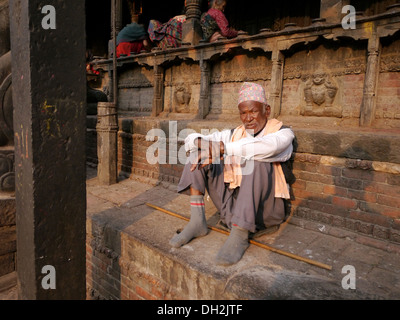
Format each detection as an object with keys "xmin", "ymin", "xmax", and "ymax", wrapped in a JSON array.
[{"xmin": 223, "ymin": 118, "xmax": 290, "ymax": 199}]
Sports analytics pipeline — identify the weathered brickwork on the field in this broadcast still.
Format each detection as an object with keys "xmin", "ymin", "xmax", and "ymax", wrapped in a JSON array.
[
  {"xmin": 290, "ymin": 153, "xmax": 400, "ymax": 243},
  {"xmin": 85, "ymin": 218, "xmax": 235, "ymax": 300}
]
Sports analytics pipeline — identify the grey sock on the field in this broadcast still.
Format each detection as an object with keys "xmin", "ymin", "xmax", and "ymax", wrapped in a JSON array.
[
  {"xmin": 215, "ymin": 225, "xmax": 249, "ymax": 266},
  {"xmin": 169, "ymin": 195, "xmax": 208, "ymax": 248}
]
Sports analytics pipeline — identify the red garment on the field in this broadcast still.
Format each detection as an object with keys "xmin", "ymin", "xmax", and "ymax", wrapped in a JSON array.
[
  {"xmin": 116, "ymin": 41, "xmax": 144, "ymax": 57},
  {"xmin": 207, "ymin": 8, "xmax": 238, "ymax": 38}
]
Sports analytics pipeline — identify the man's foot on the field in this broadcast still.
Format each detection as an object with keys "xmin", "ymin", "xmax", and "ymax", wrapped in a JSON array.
[
  {"xmin": 215, "ymin": 225, "xmax": 249, "ymax": 266},
  {"xmin": 169, "ymin": 195, "xmax": 208, "ymax": 248},
  {"xmin": 249, "ymin": 225, "xmax": 280, "ymax": 239},
  {"xmin": 169, "ymin": 220, "xmax": 208, "ymax": 248}
]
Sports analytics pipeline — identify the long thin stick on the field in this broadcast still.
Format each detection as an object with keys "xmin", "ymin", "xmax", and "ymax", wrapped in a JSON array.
[{"xmin": 146, "ymin": 202, "xmax": 332, "ymax": 271}]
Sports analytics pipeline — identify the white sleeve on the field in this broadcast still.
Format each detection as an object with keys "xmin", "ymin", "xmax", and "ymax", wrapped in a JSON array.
[
  {"xmin": 184, "ymin": 129, "xmax": 232, "ymax": 153},
  {"xmin": 224, "ymin": 128, "xmax": 294, "ymax": 162}
]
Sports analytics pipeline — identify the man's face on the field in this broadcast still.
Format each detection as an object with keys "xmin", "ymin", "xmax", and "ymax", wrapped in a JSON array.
[{"xmin": 238, "ymin": 100, "xmax": 270, "ymax": 134}]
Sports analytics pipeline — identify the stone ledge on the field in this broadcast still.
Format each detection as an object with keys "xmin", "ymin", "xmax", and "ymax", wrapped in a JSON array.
[{"xmin": 86, "ymin": 175, "xmax": 400, "ymax": 300}]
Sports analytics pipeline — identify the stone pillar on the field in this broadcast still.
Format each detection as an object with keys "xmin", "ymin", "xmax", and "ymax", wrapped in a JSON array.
[
  {"xmin": 198, "ymin": 59, "xmax": 211, "ymax": 119},
  {"xmin": 96, "ymin": 102, "xmax": 118, "ymax": 185},
  {"xmin": 182, "ymin": 0, "xmax": 203, "ymax": 45},
  {"xmin": 269, "ymin": 50, "xmax": 285, "ymax": 118},
  {"xmin": 152, "ymin": 64, "xmax": 164, "ymax": 116},
  {"xmin": 360, "ymin": 35, "xmax": 381, "ymax": 127},
  {"xmin": 9, "ymin": 0, "xmax": 86, "ymax": 299},
  {"xmin": 320, "ymin": 0, "xmax": 350, "ymax": 23}
]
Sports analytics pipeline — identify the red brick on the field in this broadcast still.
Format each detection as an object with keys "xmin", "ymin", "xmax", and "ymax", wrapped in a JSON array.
[
  {"xmin": 135, "ymin": 285, "xmax": 157, "ymax": 300},
  {"xmin": 293, "ymin": 189, "xmax": 332, "ymax": 203},
  {"xmin": 359, "ymin": 201, "xmax": 400, "ymax": 218},
  {"xmin": 323, "ymin": 185, "xmax": 348, "ymax": 197},
  {"xmin": 333, "ymin": 176, "xmax": 363, "ymax": 190},
  {"xmin": 387, "ymin": 174, "xmax": 400, "ymax": 186},
  {"xmin": 342, "ymin": 168, "xmax": 375, "ymax": 181},
  {"xmin": 306, "ymin": 199, "xmax": 347, "ymax": 216},
  {"xmin": 292, "ymin": 179, "xmax": 306, "ymax": 190},
  {"xmin": 332, "ymin": 196, "xmax": 358, "ymax": 209},
  {"xmin": 349, "ymin": 210, "xmax": 393, "ymax": 228},
  {"xmin": 377, "ymin": 194, "xmax": 400, "ymax": 209},
  {"xmin": 347, "ymin": 189, "xmax": 377, "ymax": 203},
  {"xmin": 306, "ymin": 181, "xmax": 324, "ymax": 194},
  {"xmin": 367, "ymin": 181, "xmax": 400, "ymax": 198},
  {"xmin": 317, "ymin": 165, "xmax": 342, "ymax": 176},
  {"xmin": 295, "ymin": 171, "xmax": 334, "ymax": 185}
]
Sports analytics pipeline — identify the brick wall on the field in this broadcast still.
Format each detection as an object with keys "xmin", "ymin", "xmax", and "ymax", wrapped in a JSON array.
[
  {"xmin": 86, "ymin": 219, "xmax": 234, "ymax": 300},
  {"xmin": 117, "ymin": 129, "xmax": 183, "ymax": 186},
  {"xmin": 290, "ymin": 153, "xmax": 400, "ymax": 243}
]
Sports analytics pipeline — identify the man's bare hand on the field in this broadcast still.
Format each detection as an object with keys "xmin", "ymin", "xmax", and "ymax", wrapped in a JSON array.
[{"xmin": 190, "ymin": 138, "xmax": 225, "ymax": 171}]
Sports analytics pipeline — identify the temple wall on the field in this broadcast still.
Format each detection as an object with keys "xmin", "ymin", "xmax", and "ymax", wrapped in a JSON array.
[
  {"xmin": 118, "ymin": 65, "xmax": 154, "ymax": 116},
  {"xmin": 89, "ymin": 7, "xmax": 400, "ymax": 250}
]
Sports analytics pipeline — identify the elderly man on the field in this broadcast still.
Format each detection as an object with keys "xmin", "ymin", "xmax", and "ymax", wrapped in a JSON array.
[{"xmin": 169, "ymin": 82, "xmax": 295, "ymax": 266}]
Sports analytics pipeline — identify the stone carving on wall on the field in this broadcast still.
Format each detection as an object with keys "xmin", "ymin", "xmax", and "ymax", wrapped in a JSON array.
[
  {"xmin": 301, "ymin": 68, "xmax": 341, "ymax": 117},
  {"xmin": 211, "ymin": 54, "xmax": 272, "ymax": 83},
  {"xmin": 174, "ymin": 83, "xmax": 191, "ymax": 113},
  {"xmin": 118, "ymin": 66, "xmax": 153, "ymax": 89},
  {"xmin": 0, "ymin": 151, "xmax": 14, "ymax": 192},
  {"xmin": 0, "ymin": 55, "xmax": 14, "ymax": 192},
  {"xmin": 380, "ymin": 53, "xmax": 400, "ymax": 72},
  {"xmin": 284, "ymin": 57, "xmax": 366, "ymax": 80}
]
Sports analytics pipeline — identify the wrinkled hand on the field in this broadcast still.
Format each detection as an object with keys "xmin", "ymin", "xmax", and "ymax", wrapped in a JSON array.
[{"xmin": 190, "ymin": 138, "xmax": 225, "ymax": 171}]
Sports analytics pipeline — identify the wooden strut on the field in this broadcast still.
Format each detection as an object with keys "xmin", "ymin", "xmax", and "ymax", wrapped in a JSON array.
[{"xmin": 145, "ymin": 203, "xmax": 332, "ymax": 271}]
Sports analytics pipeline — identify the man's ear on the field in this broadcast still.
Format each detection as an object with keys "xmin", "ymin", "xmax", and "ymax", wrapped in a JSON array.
[{"xmin": 265, "ymin": 104, "xmax": 271, "ymax": 117}]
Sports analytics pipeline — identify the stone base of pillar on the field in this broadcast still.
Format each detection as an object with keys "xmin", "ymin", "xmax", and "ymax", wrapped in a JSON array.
[
  {"xmin": 182, "ymin": 19, "xmax": 203, "ymax": 46},
  {"xmin": 96, "ymin": 102, "xmax": 118, "ymax": 185}
]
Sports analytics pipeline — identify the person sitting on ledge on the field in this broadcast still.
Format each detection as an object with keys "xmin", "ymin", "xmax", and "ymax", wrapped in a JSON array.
[
  {"xmin": 170, "ymin": 82, "xmax": 295, "ymax": 266},
  {"xmin": 116, "ymin": 16, "xmax": 151, "ymax": 57},
  {"xmin": 200, "ymin": 0, "xmax": 238, "ymax": 42},
  {"xmin": 148, "ymin": 14, "xmax": 186, "ymax": 49}
]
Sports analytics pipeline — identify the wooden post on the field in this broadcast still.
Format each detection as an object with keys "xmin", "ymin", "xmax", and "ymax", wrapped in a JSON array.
[
  {"xmin": 152, "ymin": 64, "xmax": 164, "ymax": 116},
  {"xmin": 198, "ymin": 59, "xmax": 211, "ymax": 119},
  {"xmin": 360, "ymin": 35, "xmax": 380, "ymax": 127},
  {"xmin": 269, "ymin": 50, "xmax": 285, "ymax": 118}
]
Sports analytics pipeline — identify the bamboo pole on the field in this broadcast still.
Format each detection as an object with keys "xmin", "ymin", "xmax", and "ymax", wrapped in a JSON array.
[{"xmin": 146, "ymin": 202, "xmax": 332, "ymax": 271}]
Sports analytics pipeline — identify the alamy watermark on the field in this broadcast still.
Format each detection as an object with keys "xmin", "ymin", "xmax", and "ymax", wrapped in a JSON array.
[
  {"xmin": 341, "ymin": 265, "xmax": 356, "ymax": 290},
  {"xmin": 41, "ymin": 5, "xmax": 56, "ymax": 30},
  {"xmin": 146, "ymin": 121, "xmax": 255, "ymax": 175},
  {"xmin": 41, "ymin": 265, "xmax": 56, "ymax": 290},
  {"xmin": 342, "ymin": 5, "xmax": 356, "ymax": 30}
]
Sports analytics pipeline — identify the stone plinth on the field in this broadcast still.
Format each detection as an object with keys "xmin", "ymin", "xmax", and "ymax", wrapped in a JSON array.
[{"xmin": 97, "ymin": 102, "xmax": 118, "ymax": 185}]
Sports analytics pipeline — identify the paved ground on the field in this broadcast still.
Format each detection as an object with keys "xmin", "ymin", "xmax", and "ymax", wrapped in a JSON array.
[{"xmin": 2, "ymin": 167, "xmax": 400, "ymax": 299}]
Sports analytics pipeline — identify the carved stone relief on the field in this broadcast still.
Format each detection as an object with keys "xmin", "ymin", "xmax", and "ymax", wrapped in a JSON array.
[
  {"xmin": 174, "ymin": 83, "xmax": 191, "ymax": 113},
  {"xmin": 118, "ymin": 66, "xmax": 153, "ymax": 89},
  {"xmin": 380, "ymin": 38, "xmax": 400, "ymax": 72},
  {"xmin": 118, "ymin": 66, "xmax": 154, "ymax": 114},
  {"xmin": 380, "ymin": 53, "xmax": 400, "ymax": 72},
  {"xmin": 0, "ymin": 150, "xmax": 13, "ymax": 192},
  {"xmin": 164, "ymin": 62, "xmax": 200, "ymax": 114},
  {"xmin": 302, "ymin": 69, "xmax": 341, "ymax": 117},
  {"xmin": 211, "ymin": 54, "xmax": 272, "ymax": 84},
  {"xmin": 282, "ymin": 41, "xmax": 368, "ymax": 118}
]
